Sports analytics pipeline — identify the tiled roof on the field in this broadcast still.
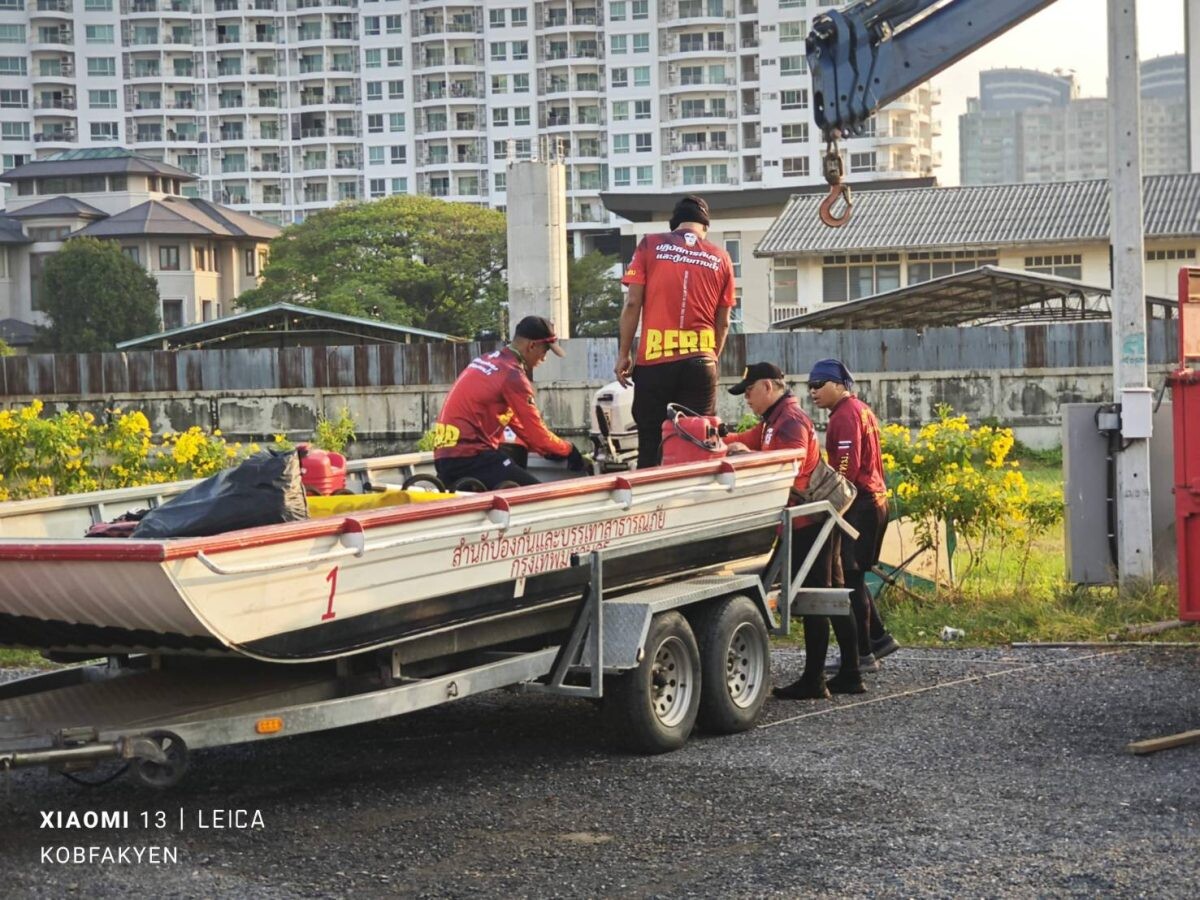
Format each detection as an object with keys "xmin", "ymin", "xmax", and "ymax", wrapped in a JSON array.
[
  {"xmin": 0, "ymin": 148, "xmax": 194, "ymax": 182},
  {"xmin": 8, "ymin": 196, "xmax": 108, "ymax": 219},
  {"xmin": 78, "ymin": 198, "xmax": 281, "ymax": 240},
  {"xmin": 756, "ymin": 174, "xmax": 1200, "ymax": 256},
  {"xmin": 0, "ymin": 318, "xmax": 39, "ymax": 346},
  {"xmin": 0, "ymin": 215, "xmax": 31, "ymax": 245}
]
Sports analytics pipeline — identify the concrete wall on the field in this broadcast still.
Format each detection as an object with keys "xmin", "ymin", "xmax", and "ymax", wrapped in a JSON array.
[{"xmin": 1, "ymin": 321, "xmax": 1180, "ymax": 451}]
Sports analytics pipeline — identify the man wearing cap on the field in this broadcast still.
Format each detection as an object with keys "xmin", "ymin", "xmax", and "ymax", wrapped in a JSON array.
[
  {"xmin": 726, "ymin": 362, "xmax": 865, "ymax": 699},
  {"xmin": 808, "ymin": 358, "xmax": 899, "ymax": 667},
  {"xmin": 433, "ymin": 316, "xmax": 586, "ymax": 490},
  {"xmin": 616, "ymin": 194, "xmax": 737, "ymax": 468}
]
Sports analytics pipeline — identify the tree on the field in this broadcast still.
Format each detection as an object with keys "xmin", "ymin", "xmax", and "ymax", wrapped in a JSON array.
[
  {"xmin": 36, "ymin": 237, "xmax": 161, "ymax": 353},
  {"xmin": 237, "ymin": 196, "xmax": 507, "ymax": 338},
  {"xmin": 567, "ymin": 251, "xmax": 624, "ymax": 337}
]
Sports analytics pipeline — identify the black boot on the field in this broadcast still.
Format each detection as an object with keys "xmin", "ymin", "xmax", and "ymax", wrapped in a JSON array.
[
  {"xmin": 826, "ymin": 672, "xmax": 866, "ymax": 695},
  {"xmin": 773, "ymin": 674, "xmax": 831, "ymax": 700}
]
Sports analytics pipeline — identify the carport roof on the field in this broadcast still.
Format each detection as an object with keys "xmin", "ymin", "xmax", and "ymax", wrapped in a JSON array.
[{"xmin": 771, "ymin": 266, "xmax": 1177, "ymax": 330}]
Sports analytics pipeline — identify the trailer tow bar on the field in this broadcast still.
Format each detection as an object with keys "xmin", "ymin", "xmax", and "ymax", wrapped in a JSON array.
[{"xmin": 0, "ymin": 731, "xmax": 179, "ymax": 784}]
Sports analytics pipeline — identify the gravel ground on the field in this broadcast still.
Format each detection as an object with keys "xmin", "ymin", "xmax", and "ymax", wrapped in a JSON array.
[{"xmin": 0, "ymin": 645, "xmax": 1197, "ymax": 898}]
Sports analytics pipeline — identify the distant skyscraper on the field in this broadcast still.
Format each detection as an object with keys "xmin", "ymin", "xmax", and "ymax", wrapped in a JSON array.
[{"xmin": 960, "ymin": 56, "xmax": 1187, "ymax": 185}]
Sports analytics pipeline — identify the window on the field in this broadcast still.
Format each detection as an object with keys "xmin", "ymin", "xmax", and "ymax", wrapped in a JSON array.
[
  {"xmin": 779, "ymin": 21, "xmax": 806, "ymax": 42},
  {"xmin": 511, "ymin": 40, "xmax": 529, "ymax": 60},
  {"xmin": 513, "ymin": 73, "xmax": 529, "ymax": 92},
  {"xmin": 122, "ymin": 246, "xmax": 140, "ymax": 265},
  {"xmin": 849, "ymin": 151, "xmax": 876, "ymax": 173},
  {"xmin": 367, "ymin": 114, "xmax": 384, "ymax": 133},
  {"xmin": 725, "ymin": 239, "xmax": 741, "ymax": 277},
  {"xmin": 388, "ymin": 80, "xmax": 404, "ymax": 99},
  {"xmin": 610, "ymin": 1, "xmax": 626, "ymax": 21},
  {"xmin": 782, "ymin": 157, "xmax": 809, "ymax": 177},
  {"xmin": 632, "ymin": 0, "xmax": 648, "ymax": 18},
  {"xmin": 85, "ymin": 0, "xmax": 113, "ymax": 8},
  {"xmin": 633, "ymin": 66, "xmax": 650, "ymax": 87},
  {"xmin": 28, "ymin": 225, "xmax": 72, "ymax": 241},
  {"xmin": 633, "ymin": 33, "xmax": 649, "ymax": 53},
  {"xmin": 0, "ymin": 89, "xmax": 27, "ymax": 108},
  {"xmin": 822, "ymin": 253, "xmax": 901, "ymax": 303},
  {"xmin": 161, "ymin": 299, "xmax": 183, "ymax": 331},
  {"xmin": 368, "ymin": 146, "xmax": 385, "ymax": 166},
  {"xmin": 611, "ymin": 68, "xmax": 628, "ymax": 88},
  {"xmin": 365, "ymin": 49, "xmax": 381, "ymax": 69},
  {"xmin": 90, "ymin": 122, "xmax": 119, "ymax": 141},
  {"xmin": 682, "ymin": 165, "xmax": 707, "ymax": 185},
  {"xmin": 88, "ymin": 58, "xmax": 116, "ymax": 77},
  {"xmin": 159, "ymin": 245, "xmax": 181, "ymax": 271},
  {"xmin": 613, "ymin": 166, "xmax": 631, "ymax": 187},
  {"xmin": 388, "ymin": 112, "xmax": 405, "ymax": 132},
  {"xmin": 511, "ymin": 7, "xmax": 527, "ymax": 26},
  {"xmin": 780, "ymin": 89, "xmax": 809, "ymax": 109},
  {"xmin": 489, "ymin": 8, "xmax": 506, "ymax": 26},
  {"xmin": 636, "ymin": 165, "xmax": 653, "ymax": 186},
  {"xmin": 492, "ymin": 75, "xmax": 508, "ymax": 94},
  {"xmin": 0, "ymin": 24, "xmax": 25, "ymax": 43},
  {"xmin": 390, "ymin": 146, "xmax": 406, "ymax": 164},
  {"xmin": 613, "ymin": 135, "xmax": 629, "ymax": 154},
  {"xmin": 634, "ymin": 99, "xmax": 652, "ymax": 120},
  {"xmin": 391, "ymin": 177, "xmax": 408, "ymax": 194},
  {"xmin": 491, "ymin": 42, "xmax": 507, "ymax": 61},
  {"xmin": 1146, "ymin": 248, "xmax": 1198, "ymax": 261},
  {"xmin": 244, "ymin": 249, "xmax": 256, "ymax": 277},
  {"xmin": 0, "ymin": 57, "xmax": 26, "ymax": 77},
  {"xmin": 612, "ymin": 101, "xmax": 629, "ymax": 121},
  {"xmin": 780, "ymin": 55, "xmax": 806, "ymax": 76},
  {"xmin": 366, "ymin": 82, "xmax": 382, "ymax": 102},
  {"xmin": 194, "ymin": 246, "xmax": 207, "ymax": 271},
  {"xmin": 909, "ymin": 249, "xmax": 999, "ymax": 284},
  {"xmin": 86, "ymin": 25, "xmax": 114, "ymax": 43},
  {"xmin": 492, "ymin": 107, "xmax": 509, "ymax": 127},
  {"xmin": 494, "ymin": 172, "xmax": 507, "ymax": 191},
  {"xmin": 610, "ymin": 35, "xmax": 627, "ymax": 54},
  {"xmin": 773, "ymin": 266, "xmax": 798, "ymax": 307},
  {"xmin": 1025, "ymin": 254, "xmax": 1083, "ymax": 280},
  {"xmin": 364, "ymin": 16, "xmax": 380, "ymax": 35},
  {"xmin": 635, "ymin": 133, "xmax": 652, "ymax": 152},
  {"xmin": 781, "ymin": 123, "xmax": 808, "ymax": 143},
  {"xmin": 385, "ymin": 15, "xmax": 403, "ymax": 33},
  {"xmin": 0, "ymin": 122, "xmax": 28, "ymax": 141}
]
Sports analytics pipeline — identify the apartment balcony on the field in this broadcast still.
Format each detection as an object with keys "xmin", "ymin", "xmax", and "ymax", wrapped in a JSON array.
[
  {"xmin": 742, "ymin": 100, "xmax": 759, "ymax": 115},
  {"xmin": 665, "ymin": 104, "xmax": 735, "ymax": 124},
  {"xmin": 659, "ymin": 0, "xmax": 735, "ymax": 24},
  {"xmin": 569, "ymin": 199, "xmax": 609, "ymax": 225},
  {"xmin": 412, "ymin": 17, "xmax": 483, "ymax": 39},
  {"xmin": 32, "ymin": 29, "xmax": 73, "ymax": 48},
  {"xmin": 667, "ymin": 139, "xmax": 737, "ymax": 156},
  {"xmin": 664, "ymin": 69, "xmax": 737, "ymax": 92},
  {"xmin": 31, "ymin": 0, "xmax": 73, "ymax": 17},
  {"xmin": 32, "ymin": 98, "xmax": 77, "ymax": 112},
  {"xmin": 31, "ymin": 60, "xmax": 76, "ymax": 83}
]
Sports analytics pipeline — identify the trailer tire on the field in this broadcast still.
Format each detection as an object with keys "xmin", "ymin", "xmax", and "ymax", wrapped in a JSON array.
[
  {"xmin": 401, "ymin": 474, "xmax": 446, "ymax": 492},
  {"xmin": 130, "ymin": 731, "xmax": 189, "ymax": 789},
  {"xmin": 694, "ymin": 595, "xmax": 770, "ymax": 734},
  {"xmin": 604, "ymin": 611, "xmax": 700, "ymax": 754}
]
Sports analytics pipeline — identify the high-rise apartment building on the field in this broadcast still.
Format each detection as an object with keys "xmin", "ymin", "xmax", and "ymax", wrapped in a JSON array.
[
  {"xmin": 960, "ymin": 57, "xmax": 1188, "ymax": 186},
  {"xmin": 0, "ymin": 0, "xmax": 939, "ymax": 252}
]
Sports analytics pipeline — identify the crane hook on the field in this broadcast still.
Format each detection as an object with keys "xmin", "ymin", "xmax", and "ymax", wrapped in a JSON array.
[{"xmin": 819, "ymin": 137, "xmax": 853, "ymax": 228}]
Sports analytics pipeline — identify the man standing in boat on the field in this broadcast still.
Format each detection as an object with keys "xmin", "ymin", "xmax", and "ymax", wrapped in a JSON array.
[
  {"xmin": 615, "ymin": 194, "xmax": 737, "ymax": 469},
  {"xmin": 434, "ymin": 316, "xmax": 586, "ymax": 490}
]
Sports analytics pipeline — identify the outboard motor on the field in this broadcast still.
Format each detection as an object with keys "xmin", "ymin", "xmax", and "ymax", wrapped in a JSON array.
[{"xmin": 590, "ymin": 380, "xmax": 639, "ymax": 472}]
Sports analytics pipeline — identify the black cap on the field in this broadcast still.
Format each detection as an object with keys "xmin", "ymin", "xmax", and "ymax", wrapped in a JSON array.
[
  {"xmin": 729, "ymin": 362, "xmax": 785, "ymax": 395},
  {"xmin": 670, "ymin": 194, "xmax": 711, "ymax": 231},
  {"xmin": 513, "ymin": 315, "xmax": 566, "ymax": 357}
]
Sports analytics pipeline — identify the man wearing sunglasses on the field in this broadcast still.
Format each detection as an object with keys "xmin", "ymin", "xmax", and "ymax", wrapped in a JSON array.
[
  {"xmin": 726, "ymin": 362, "xmax": 865, "ymax": 699},
  {"xmin": 434, "ymin": 316, "xmax": 585, "ymax": 489},
  {"xmin": 808, "ymin": 358, "xmax": 899, "ymax": 669}
]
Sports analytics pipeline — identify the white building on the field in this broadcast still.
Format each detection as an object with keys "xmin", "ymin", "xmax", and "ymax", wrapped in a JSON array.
[
  {"xmin": 0, "ymin": 148, "xmax": 279, "ymax": 346},
  {"xmin": 0, "ymin": 0, "xmax": 939, "ymax": 254}
]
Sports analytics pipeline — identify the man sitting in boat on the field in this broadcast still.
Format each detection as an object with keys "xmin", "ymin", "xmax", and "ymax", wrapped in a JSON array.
[
  {"xmin": 433, "ymin": 316, "xmax": 586, "ymax": 489},
  {"xmin": 724, "ymin": 362, "xmax": 865, "ymax": 700}
]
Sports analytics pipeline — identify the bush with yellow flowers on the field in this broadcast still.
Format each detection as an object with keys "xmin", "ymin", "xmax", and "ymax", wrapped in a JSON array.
[
  {"xmin": 880, "ymin": 404, "xmax": 1064, "ymax": 587},
  {"xmin": 0, "ymin": 401, "xmax": 268, "ymax": 501}
]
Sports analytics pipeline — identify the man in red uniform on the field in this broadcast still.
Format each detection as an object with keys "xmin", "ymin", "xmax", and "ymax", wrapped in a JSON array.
[
  {"xmin": 726, "ymin": 362, "xmax": 864, "ymax": 698},
  {"xmin": 616, "ymin": 195, "xmax": 737, "ymax": 468},
  {"xmin": 809, "ymin": 358, "xmax": 899, "ymax": 668},
  {"xmin": 434, "ymin": 316, "xmax": 585, "ymax": 490}
]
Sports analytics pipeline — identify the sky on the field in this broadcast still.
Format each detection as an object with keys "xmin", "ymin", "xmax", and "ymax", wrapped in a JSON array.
[{"xmin": 931, "ymin": 0, "xmax": 1187, "ymax": 184}]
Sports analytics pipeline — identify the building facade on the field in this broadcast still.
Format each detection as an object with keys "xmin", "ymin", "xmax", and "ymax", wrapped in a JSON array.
[
  {"xmin": 0, "ymin": 148, "xmax": 279, "ymax": 346},
  {"xmin": 960, "ymin": 57, "xmax": 1189, "ymax": 186},
  {"xmin": 0, "ymin": 0, "xmax": 939, "ymax": 253}
]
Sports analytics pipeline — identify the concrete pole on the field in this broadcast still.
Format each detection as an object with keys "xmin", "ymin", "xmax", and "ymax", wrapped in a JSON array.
[
  {"xmin": 1188, "ymin": 0, "xmax": 1200, "ymax": 172},
  {"xmin": 1108, "ymin": 0, "xmax": 1155, "ymax": 584}
]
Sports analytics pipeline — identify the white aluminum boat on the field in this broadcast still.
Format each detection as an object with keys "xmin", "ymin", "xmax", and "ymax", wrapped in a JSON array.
[{"xmin": 0, "ymin": 451, "xmax": 801, "ymax": 662}]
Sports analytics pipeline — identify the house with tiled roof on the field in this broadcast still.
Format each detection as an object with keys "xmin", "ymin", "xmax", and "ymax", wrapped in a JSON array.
[
  {"xmin": 0, "ymin": 149, "xmax": 280, "ymax": 351},
  {"xmin": 754, "ymin": 174, "xmax": 1200, "ymax": 324}
]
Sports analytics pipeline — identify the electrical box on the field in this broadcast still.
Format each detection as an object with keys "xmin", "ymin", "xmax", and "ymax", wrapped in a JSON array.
[
  {"xmin": 1120, "ymin": 387, "xmax": 1154, "ymax": 439},
  {"xmin": 1064, "ymin": 403, "xmax": 1177, "ymax": 585}
]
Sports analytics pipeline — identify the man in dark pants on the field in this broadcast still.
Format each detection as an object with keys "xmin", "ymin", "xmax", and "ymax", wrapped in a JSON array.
[
  {"xmin": 615, "ymin": 195, "xmax": 737, "ymax": 468},
  {"xmin": 726, "ymin": 362, "xmax": 864, "ymax": 699},
  {"xmin": 809, "ymin": 358, "xmax": 899, "ymax": 674},
  {"xmin": 434, "ymin": 316, "xmax": 585, "ymax": 489}
]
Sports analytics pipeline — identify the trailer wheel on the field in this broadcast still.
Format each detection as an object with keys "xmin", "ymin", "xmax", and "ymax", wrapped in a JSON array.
[
  {"xmin": 401, "ymin": 473, "xmax": 446, "ymax": 492},
  {"xmin": 604, "ymin": 611, "xmax": 700, "ymax": 754},
  {"xmin": 695, "ymin": 595, "xmax": 770, "ymax": 734},
  {"xmin": 130, "ymin": 731, "xmax": 189, "ymax": 789}
]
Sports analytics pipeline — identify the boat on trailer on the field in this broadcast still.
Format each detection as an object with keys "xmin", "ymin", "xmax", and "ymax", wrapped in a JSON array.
[{"xmin": 0, "ymin": 451, "xmax": 802, "ymax": 663}]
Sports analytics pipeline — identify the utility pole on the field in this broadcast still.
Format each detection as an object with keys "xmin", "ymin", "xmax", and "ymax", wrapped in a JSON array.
[{"xmin": 1108, "ymin": 0, "xmax": 1154, "ymax": 585}]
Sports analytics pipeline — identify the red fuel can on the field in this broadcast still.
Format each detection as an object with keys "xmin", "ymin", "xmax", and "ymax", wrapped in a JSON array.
[
  {"xmin": 660, "ymin": 406, "xmax": 727, "ymax": 466},
  {"xmin": 296, "ymin": 443, "xmax": 347, "ymax": 495}
]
